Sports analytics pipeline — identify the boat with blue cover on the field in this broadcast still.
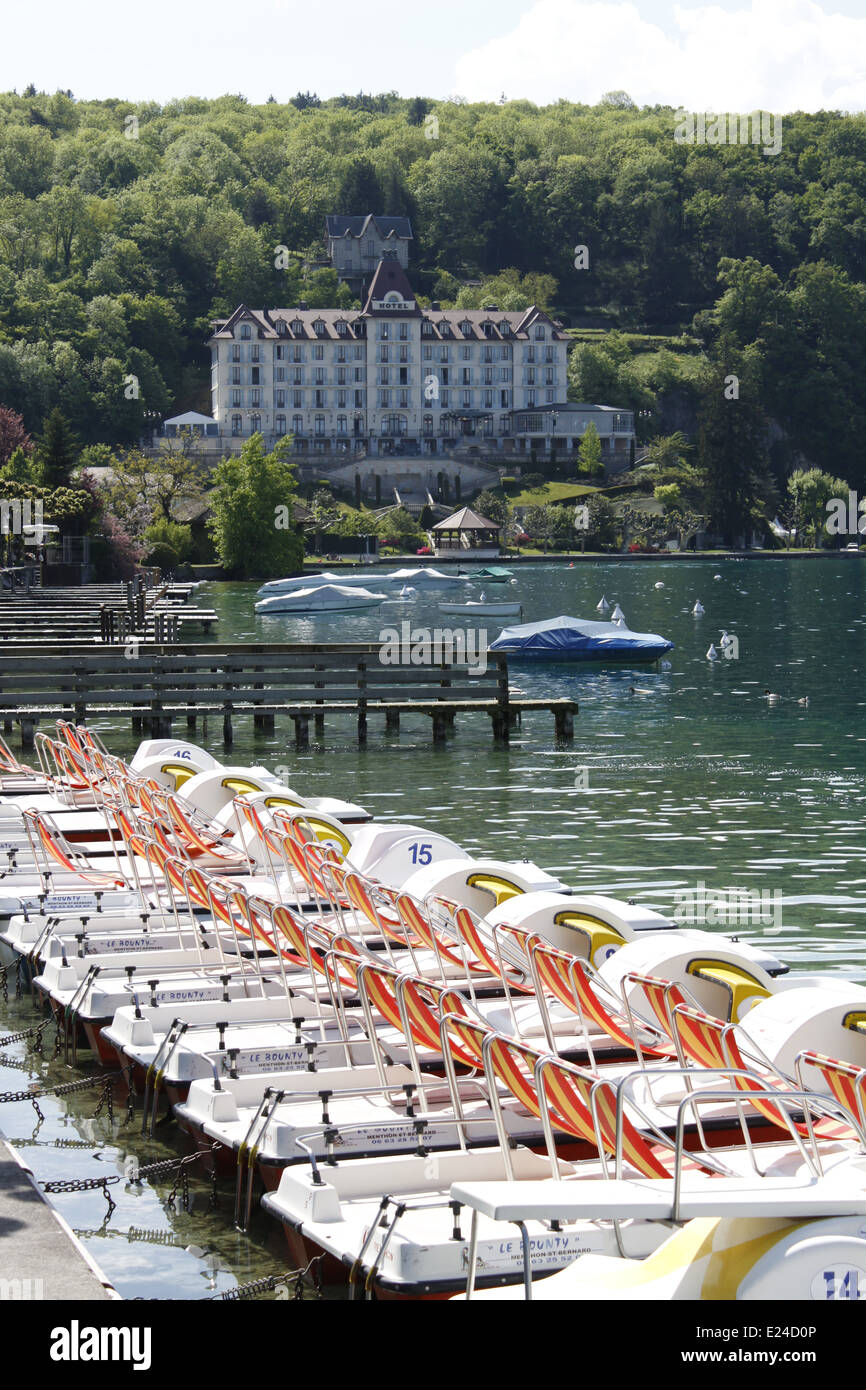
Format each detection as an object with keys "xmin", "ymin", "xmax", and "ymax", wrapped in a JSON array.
[{"xmin": 489, "ymin": 614, "xmax": 674, "ymax": 664}]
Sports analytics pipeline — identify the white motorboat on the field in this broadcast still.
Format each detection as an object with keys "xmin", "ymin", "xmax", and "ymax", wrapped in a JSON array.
[
  {"xmin": 255, "ymin": 584, "xmax": 388, "ymax": 615},
  {"xmin": 438, "ymin": 599, "xmax": 522, "ymax": 617},
  {"xmin": 257, "ymin": 567, "xmax": 468, "ymax": 598}
]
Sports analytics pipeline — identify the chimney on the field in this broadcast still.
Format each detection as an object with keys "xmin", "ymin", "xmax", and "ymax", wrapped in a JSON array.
[
  {"xmin": 431, "ymin": 302, "xmax": 441, "ymax": 312},
  {"xmin": 297, "ymin": 301, "xmax": 308, "ymax": 311}
]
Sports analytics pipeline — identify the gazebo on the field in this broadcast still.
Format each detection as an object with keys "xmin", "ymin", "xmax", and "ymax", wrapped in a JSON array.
[{"xmin": 432, "ymin": 506, "xmax": 501, "ymax": 558}]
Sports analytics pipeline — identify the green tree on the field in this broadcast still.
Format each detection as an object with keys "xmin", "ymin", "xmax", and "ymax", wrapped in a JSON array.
[
  {"xmin": 34, "ymin": 407, "xmax": 79, "ymax": 488},
  {"xmin": 577, "ymin": 422, "xmax": 603, "ymax": 476},
  {"xmin": 697, "ymin": 352, "xmax": 768, "ymax": 546},
  {"xmin": 473, "ymin": 489, "xmax": 509, "ymax": 527},
  {"xmin": 208, "ymin": 434, "xmax": 304, "ymax": 578},
  {"xmin": 654, "ymin": 483, "xmax": 682, "ymax": 511},
  {"xmin": 788, "ymin": 468, "xmax": 850, "ymax": 547}
]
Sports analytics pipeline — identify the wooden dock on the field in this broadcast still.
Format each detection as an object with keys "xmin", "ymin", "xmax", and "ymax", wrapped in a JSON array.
[
  {"xmin": 0, "ymin": 576, "xmax": 217, "ymax": 644},
  {"xmin": 0, "ymin": 642, "xmax": 577, "ymax": 748}
]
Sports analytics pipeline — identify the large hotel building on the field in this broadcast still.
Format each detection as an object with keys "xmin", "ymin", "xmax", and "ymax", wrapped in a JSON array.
[{"xmin": 207, "ymin": 256, "xmax": 635, "ymax": 470}]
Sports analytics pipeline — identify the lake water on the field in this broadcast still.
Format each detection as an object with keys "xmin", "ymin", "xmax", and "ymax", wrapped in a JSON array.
[{"xmin": 1, "ymin": 554, "xmax": 864, "ymax": 1297}]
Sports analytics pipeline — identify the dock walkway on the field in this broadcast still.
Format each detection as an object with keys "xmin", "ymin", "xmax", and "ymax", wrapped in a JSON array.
[{"xmin": 0, "ymin": 1132, "xmax": 114, "ymax": 1300}]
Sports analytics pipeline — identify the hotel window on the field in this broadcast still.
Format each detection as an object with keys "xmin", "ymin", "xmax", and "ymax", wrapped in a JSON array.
[
  {"xmin": 535, "ymin": 325, "xmax": 545, "ymax": 340},
  {"xmin": 292, "ymin": 414, "xmax": 303, "ymax": 434},
  {"xmin": 462, "ymin": 391, "xmax": 472, "ymax": 407},
  {"xmin": 314, "ymin": 368, "xmax": 325, "ymax": 385},
  {"xmin": 314, "ymin": 391, "xmax": 325, "ymax": 407},
  {"xmin": 337, "ymin": 367, "xmax": 347, "ymax": 385},
  {"xmin": 424, "ymin": 415, "xmax": 433, "ymax": 433},
  {"xmin": 441, "ymin": 390, "xmax": 449, "ymax": 407},
  {"xmin": 441, "ymin": 368, "xmax": 449, "ymax": 386},
  {"xmin": 526, "ymin": 347, "xmax": 535, "ymax": 363},
  {"xmin": 484, "ymin": 391, "xmax": 493, "ymax": 408},
  {"xmin": 483, "ymin": 369, "xmax": 493, "ymax": 385},
  {"xmin": 460, "ymin": 320, "xmax": 473, "ymax": 337},
  {"xmin": 500, "ymin": 390, "xmax": 510, "ymax": 407},
  {"xmin": 500, "ymin": 414, "xmax": 510, "ymax": 434},
  {"xmin": 546, "ymin": 389, "xmax": 555, "ymax": 403},
  {"xmin": 293, "ymin": 392, "xmax": 303, "ymax": 408},
  {"xmin": 315, "ymin": 415, "xmax": 325, "ymax": 435},
  {"xmin": 337, "ymin": 321, "xmax": 348, "ymax": 337},
  {"xmin": 499, "ymin": 367, "xmax": 510, "ymax": 382},
  {"xmin": 461, "ymin": 368, "xmax": 471, "ymax": 385},
  {"xmin": 231, "ymin": 345, "xmax": 240, "ymax": 362},
  {"xmin": 422, "ymin": 321, "xmax": 433, "ymax": 337},
  {"xmin": 439, "ymin": 322, "xmax": 451, "ymax": 337},
  {"xmin": 251, "ymin": 346, "xmax": 260, "ymax": 362},
  {"xmin": 399, "ymin": 324, "xmax": 408, "ymax": 340},
  {"xmin": 460, "ymin": 346, "xmax": 471, "ymax": 361},
  {"xmin": 251, "ymin": 367, "xmax": 260, "ymax": 385},
  {"xmin": 336, "ymin": 347, "xmax": 347, "ymax": 362},
  {"xmin": 337, "ymin": 415, "xmax": 347, "ymax": 434},
  {"xmin": 545, "ymin": 347, "xmax": 554, "ymax": 362},
  {"xmin": 399, "ymin": 345, "xmax": 408, "ymax": 362},
  {"xmin": 354, "ymin": 367, "xmax": 364, "ymax": 382},
  {"xmin": 399, "ymin": 368, "xmax": 408, "ymax": 385},
  {"xmin": 292, "ymin": 368, "xmax": 303, "ymax": 385},
  {"xmin": 527, "ymin": 391, "xmax": 536, "ymax": 407},
  {"xmin": 527, "ymin": 369, "xmax": 536, "ymax": 384},
  {"xmin": 231, "ymin": 368, "xmax": 241, "ymax": 385},
  {"xmin": 313, "ymin": 345, "xmax": 324, "ymax": 360},
  {"xmin": 276, "ymin": 368, "xmax": 285, "ymax": 382},
  {"xmin": 251, "ymin": 389, "xmax": 261, "ymax": 407},
  {"xmin": 251, "ymin": 413, "xmax": 261, "ymax": 432},
  {"xmin": 499, "ymin": 321, "xmax": 510, "ymax": 336},
  {"xmin": 518, "ymin": 414, "xmax": 542, "ymax": 432},
  {"xmin": 337, "ymin": 391, "xmax": 347, "ymax": 408},
  {"xmin": 276, "ymin": 415, "xmax": 286, "ymax": 435},
  {"xmin": 354, "ymin": 390, "xmax": 364, "ymax": 407},
  {"xmin": 275, "ymin": 390, "xmax": 286, "ymax": 408},
  {"xmin": 399, "ymin": 390, "xmax": 408, "ymax": 407},
  {"xmin": 355, "ymin": 345, "xmax": 364, "ymax": 359},
  {"xmin": 241, "ymin": 324, "xmax": 251, "ymax": 339},
  {"xmin": 291, "ymin": 320, "xmax": 303, "ymax": 334},
  {"xmin": 500, "ymin": 345, "xmax": 511, "ymax": 360},
  {"xmin": 232, "ymin": 414, "xmax": 242, "ymax": 435},
  {"xmin": 379, "ymin": 346, "xmax": 390, "ymax": 362},
  {"xmin": 313, "ymin": 320, "xmax": 326, "ymax": 337},
  {"xmin": 232, "ymin": 390, "xmax": 241, "ymax": 407},
  {"xmin": 292, "ymin": 346, "xmax": 302, "ymax": 362},
  {"xmin": 423, "ymin": 345, "xmax": 432, "ymax": 360}
]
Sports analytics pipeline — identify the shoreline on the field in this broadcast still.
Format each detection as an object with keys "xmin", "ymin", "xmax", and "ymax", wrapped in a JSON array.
[{"xmin": 294, "ymin": 549, "xmax": 861, "ymax": 573}]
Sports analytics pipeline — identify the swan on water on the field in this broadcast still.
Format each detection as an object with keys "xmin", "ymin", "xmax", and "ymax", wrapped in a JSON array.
[
  {"xmin": 707, "ymin": 644, "xmax": 719, "ymax": 660},
  {"xmin": 654, "ymin": 581, "xmax": 665, "ymax": 589}
]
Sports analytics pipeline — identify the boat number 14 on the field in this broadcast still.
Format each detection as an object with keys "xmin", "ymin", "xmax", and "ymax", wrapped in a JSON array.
[
  {"xmin": 409, "ymin": 843, "xmax": 433, "ymax": 865},
  {"xmin": 813, "ymin": 1266, "xmax": 865, "ymax": 1299}
]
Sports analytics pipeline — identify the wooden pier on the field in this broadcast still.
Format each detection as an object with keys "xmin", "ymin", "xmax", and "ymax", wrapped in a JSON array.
[
  {"xmin": 0, "ymin": 575, "xmax": 217, "ymax": 644},
  {"xmin": 0, "ymin": 642, "xmax": 577, "ymax": 748}
]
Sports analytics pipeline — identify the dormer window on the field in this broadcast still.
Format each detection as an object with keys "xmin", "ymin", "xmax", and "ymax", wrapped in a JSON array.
[
  {"xmin": 277, "ymin": 321, "xmax": 288, "ymax": 336},
  {"xmin": 385, "ymin": 291, "xmax": 402, "ymax": 305},
  {"xmin": 439, "ymin": 321, "xmax": 451, "ymax": 337},
  {"xmin": 313, "ymin": 319, "xmax": 326, "ymax": 337},
  {"xmin": 500, "ymin": 320, "xmax": 511, "ymax": 336},
  {"xmin": 535, "ymin": 325, "xmax": 545, "ymax": 340},
  {"xmin": 336, "ymin": 320, "xmax": 348, "ymax": 337},
  {"xmin": 240, "ymin": 324, "xmax": 251, "ymax": 339},
  {"xmin": 460, "ymin": 320, "xmax": 473, "ymax": 337},
  {"xmin": 291, "ymin": 319, "xmax": 304, "ymax": 335}
]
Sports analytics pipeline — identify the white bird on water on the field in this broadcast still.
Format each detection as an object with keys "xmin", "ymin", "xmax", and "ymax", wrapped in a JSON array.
[
  {"xmin": 693, "ymin": 600, "xmax": 705, "ymax": 616},
  {"xmin": 707, "ymin": 644, "xmax": 719, "ymax": 661},
  {"xmin": 713, "ymin": 574, "xmax": 722, "ymax": 581},
  {"xmin": 764, "ymin": 689, "xmax": 781, "ymax": 704},
  {"xmin": 596, "ymin": 595, "xmax": 610, "ymax": 613},
  {"xmin": 719, "ymin": 629, "xmax": 735, "ymax": 650},
  {"xmin": 654, "ymin": 581, "xmax": 665, "ymax": 589}
]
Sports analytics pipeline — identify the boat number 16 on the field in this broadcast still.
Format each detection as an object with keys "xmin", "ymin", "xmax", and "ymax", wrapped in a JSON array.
[{"xmin": 409, "ymin": 843, "xmax": 433, "ymax": 865}]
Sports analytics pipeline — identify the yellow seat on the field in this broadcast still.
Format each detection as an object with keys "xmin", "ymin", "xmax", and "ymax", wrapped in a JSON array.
[
  {"xmin": 221, "ymin": 776, "xmax": 267, "ymax": 796},
  {"xmin": 843, "ymin": 1011, "xmax": 866, "ymax": 1035},
  {"xmin": 687, "ymin": 959, "xmax": 771, "ymax": 1022},
  {"xmin": 554, "ymin": 910, "xmax": 626, "ymax": 967},
  {"xmin": 466, "ymin": 873, "xmax": 524, "ymax": 907},
  {"xmin": 160, "ymin": 762, "xmax": 198, "ymax": 790}
]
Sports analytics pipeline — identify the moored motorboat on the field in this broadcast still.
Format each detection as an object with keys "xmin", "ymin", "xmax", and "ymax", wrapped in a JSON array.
[
  {"xmin": 255, "ymin": 584, "xmax": 388, "ymax": 615},
  {"xmin": 490, "ymin": 615, "xmax": 674, "ymax": 664}
]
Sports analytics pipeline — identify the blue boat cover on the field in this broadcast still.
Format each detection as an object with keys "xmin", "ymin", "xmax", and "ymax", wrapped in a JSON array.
[{"xmin": 489, "ymin": 614, "xmax": 674, "ymax": 658}]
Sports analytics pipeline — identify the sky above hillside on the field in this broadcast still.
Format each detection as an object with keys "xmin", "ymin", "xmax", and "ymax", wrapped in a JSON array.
[{"xmin": 3, "ymin": 0, "xmax": 865, "ymax": 111}]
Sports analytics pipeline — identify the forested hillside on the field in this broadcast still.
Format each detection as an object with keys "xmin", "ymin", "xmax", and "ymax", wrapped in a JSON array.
[{"xmin": 0, "ymin": 87, "xmax": 864, "ymax": 487}]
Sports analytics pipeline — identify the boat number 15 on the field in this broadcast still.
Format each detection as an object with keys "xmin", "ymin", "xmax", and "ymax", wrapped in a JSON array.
[{"xmin": 409, "ymin": 843, "xmax": 433, "ymax": 865}]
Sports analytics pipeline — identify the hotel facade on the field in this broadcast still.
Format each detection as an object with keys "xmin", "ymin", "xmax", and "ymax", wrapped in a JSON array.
[{"xmin": 207, "ymin": 257, "xmax": 635, "ymax": 471}]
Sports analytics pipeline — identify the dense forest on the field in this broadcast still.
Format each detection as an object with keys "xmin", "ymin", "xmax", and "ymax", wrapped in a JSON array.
[{"xmin": 0, "ymin": 86, "xmax": 864, "ymax": 518}]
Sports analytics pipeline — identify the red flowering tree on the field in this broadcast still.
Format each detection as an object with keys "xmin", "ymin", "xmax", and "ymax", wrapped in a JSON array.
[{"xmin": 0, "ymin": 407, "xmax": 33, "ymax": 466}]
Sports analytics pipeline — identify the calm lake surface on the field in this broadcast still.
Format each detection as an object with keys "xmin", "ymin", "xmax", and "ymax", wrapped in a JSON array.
[{"xmin": 2, "ymin": 555, "xmax": 864, "ymax": 1297}]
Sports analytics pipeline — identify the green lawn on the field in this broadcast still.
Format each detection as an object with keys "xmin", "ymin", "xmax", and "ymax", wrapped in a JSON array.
[{"xmin": 504, "ymin": 481, "xmax": 601, "ymax": 507}]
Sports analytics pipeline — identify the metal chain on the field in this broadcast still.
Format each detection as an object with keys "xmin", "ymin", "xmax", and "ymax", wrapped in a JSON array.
[
  {"xmin": 0, "ymin": 1018, "xmax": 51, "ymax": 1048},
  {"xmin": 0, "ymin": 964, "xmax": 7, "ymax": 1004},
  {"xmin": 42, "ymin": 1174, "xmax": 119, "ymax": 1220},
  {"xmin": 93, "ymin": 1077, "xmax": 114, "ymax": 1124},
  {"xmin": 14, "ymin": 957, "xmax": 22, "ymax": 1000},
  {"xmin": 207, "ymin": 1261, "xmax": 322, "ymax": 1301}
]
